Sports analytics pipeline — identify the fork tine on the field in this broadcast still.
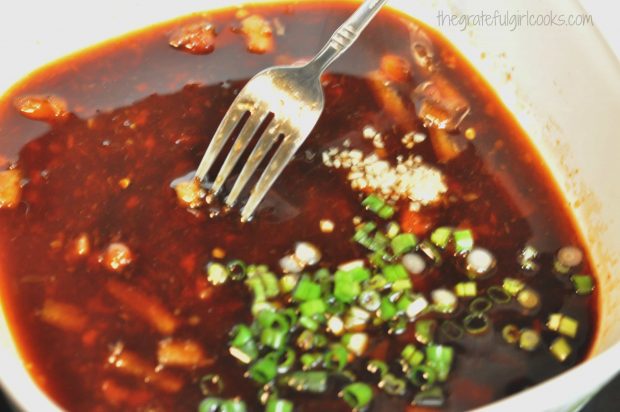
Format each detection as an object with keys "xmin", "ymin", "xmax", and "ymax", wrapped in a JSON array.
[
  {"xmin": 240, "ymin": 131, "xmax": 300, "ymax": 221},
  {"xmin": 211, "ymin": 108, "xmax": 270, "ymax": 194},
  {"xmin": 195, "ymin": 106, "xmax": 247, "ymax": 182},
  {"xmin": 225, "ymin": 124, "xmax": 282, "ymax": 207}
]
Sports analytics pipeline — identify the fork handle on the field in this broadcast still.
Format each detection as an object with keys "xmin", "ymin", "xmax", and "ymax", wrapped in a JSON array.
[{"xmin": 307, "ymin": 0, "xmax": 389, "ymax": 74}]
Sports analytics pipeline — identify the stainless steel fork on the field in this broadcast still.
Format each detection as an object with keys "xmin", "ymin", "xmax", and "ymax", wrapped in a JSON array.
[{"xmin": 195, "ymin": 0, "xmax": 388, "ymax": 221}]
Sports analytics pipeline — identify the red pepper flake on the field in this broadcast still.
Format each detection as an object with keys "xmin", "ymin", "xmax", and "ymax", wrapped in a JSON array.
[{"xmin": 169, "ymin": 22, "xmax": 217, "ymax": 55}]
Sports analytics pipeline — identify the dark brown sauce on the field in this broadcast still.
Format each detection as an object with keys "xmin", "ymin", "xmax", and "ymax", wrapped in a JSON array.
[{"xmin": 0, "ymin": 2, "xmax": 597, "ymax": 412}]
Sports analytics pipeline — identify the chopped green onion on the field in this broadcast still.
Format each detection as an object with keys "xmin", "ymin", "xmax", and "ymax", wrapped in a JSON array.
[
  {"xmin": 296, "ymin": 330, "xmax": 316, "ymax": 351},
  {"xmin": 340, "ymin": 383, "xmax": 374, "ymax": 409},
  {"xmin": 276, "ymin": 348, "xmax": 296, "ymax": 373},
  {"xmin": 383, "ymin": 264, "xmax": 409, "ymax": 282},
  {"xmin": 379, "ymin": 297, "xmax": 397, "ymax": 321},
  {"xmin": 431, "ymin": 289, "xmax": 457, "ymax": 314},
  {"xmin": 502, "ymin": 277, "xmax": 525, "ymax": 296},
  {"xmin": 425, "ymin": 344, "xmax": 454, "ymax": 381},
  {"xmin": 260, "ymin": 272, "xmax": 282, "ymax": 298},
  {"xmin": 378, "ymin": 204, "xmax": 395, "ymax": 219},
  {"xmin": 200, "ymin": 398, "xmax": 247, "ymax": 412},
  {"xmin": 378, "ymin": 374, "xmax": 407, "ymax": 396},
  {"xmin": 554, "ymin": 246, "xmax": 583, "ymax": 274},
  {"xmin": 229, "ymin": 342, "xmax": 258, "ymax": 364},
  {"xmin": 453, "ymin": 229, "xmax": 474, "ymax": 254},
  {"xmin": 350, "ymin": 267, "xmax": 372, "ymax": 282},
  {"xmin": 401, "ymin": 344, "xmax": 424, "ymax": 368},
  {"xmin": 324, "ymin": 344, "xmax": 349, "ymax": 371},
  {"xmin": 265, "ymin": 398, "xmax": 294, "ymax": 412},
  {"xmin": 392, "ymin": 278, "xmax": 413, "ymax": 292},
  {"xmin": 327, "ymin": 315, "xmax": 344, "ymax": 336},
  {"xmin": 385, "ymin": 221, "xmax": 401, "ymax": 238},
  {"xmin": 342, "ymin": 332, "xmax": 369, "ymax": 357},
  {"xmin": 261, "ymin": 328, "xmax": 288, "ymax": 350},
  {"xmin": 414, "ymin": 319, "xmax": 436, "ymax": 345},
  {"xmin": 367, "ymin": 274, "xmax": 388, "ymax": 290},
  {"xmin": 571, "ymin": 274, "xmax": 594, "ymax": 295},
  {"xmin": 419, "ymin": 241, "xmax": 443, "ymax": 265},
  {"xmin": 402, "ymin": 253, "xmax": 426, "ymax": 275},
  {"xmin": 408, "ymin": 365, "xmax": 437, "ymax": 387},
  {"xmin": 279, "ymin": 371, "xmax": 328, "ymax": 393},
  {"xmin": 299, "ymin": 315, "xmax": 319, "ymax": 332},
  {"xmin": 559, "ymin": 317, "xmax": 579, "ymax": 338},
  {"xmin": 221, "ymin": 399, "xmax": 247, "ymax": 412},
  {"xmin": 368, "ymin": 251, "xmax": 389, "ymax": 268},
  {"xmin": 362, "ymin": 194, "xmax": 385, "ymax": 213},
  {"xmin": 440, "ymin": 320, "xmax": 464, "ymax": 340},
  {"xmin": 405, "ymin": 295, "xmax": 429, "ymax": 320},
  {"xmin": 207, "ymin": 262, "xmax": 229, "ymax": 285},
  {"xmin": 334, "ymin": 271, "xmax": 361, "ymax": 303},
  {"xmin": 300, "ymin": 352, "xmax": 323, "ymax": 370},
  {"xmin": 469, "ymin": 297, "xmax": 492, "ymax": 313},
  {"xmin": 248, "ymin": 355, "xmax": 278, "ymax": 384},
  {"xmin": 463, "ymin": 312, "xmax": 490, "ymax": 335},
  {"xmin": 547, "ymin": 313, "xmax": 579, "ymax": 338},
  {"xmin": 431, "ymin": 227, "xmax": 452, "ymax": 249},
  {"xmin": 387, "ymin": 317, "xmax": 408, "ymax": 336},
  {"xmin": 368, "ymin": 231, "xmax": 389, "ymax": 252},
  {"xmin": 200, "ymin": 374, "xmax": 224, "ymax": 396},
  {"xmin": 412, "ymin": 387, "xmax": 445, "ymax": 408},
  {"xmin": 343, "ymin": 306, "xmax": 371, "ymax": 331},
  {"xmin": 519, "ymin": 328, "xmax": 540, "ymax": 352},
  {"xmin": 279, "ymin": 274, "xmax": 299, "ymax": 294},
  {"xmin": 455, "ymin": 281, "xmax": 477, "ymax": 298},
  {"xmin": 227, "ymin": 260, "xmax": 247, "ymax": 281},
  {"xmin": 246, "ymin": 277, "xmax": 266, "ymax": 303},
  {"xmin": 465, "ymin": 248, "xmax": 496, "ymax": 279},
  {"xmin": 199, "ymin": 397, "xmax": 223, "ymax": 412},
  {"xmin": 502, "ymin": 324, "xmax": 520, "ymax": 344},
  {"xmin": 231, "ymin": 324, "xmax": 253, "ymax": 348},
  {"xmin": 313, "ymin": 333, "xmax": 328, "ymax": 348},
  {"xmin": 550, "ymin": 337, "xmax": 572, "ymax": 362},
  {"xmin": 517, "ymin": 288, "xmax": 540, "ymax": 310},
  {"xmin": 198, "ymin": 397, "xmax": 224, "ymax": 412},
  {"xmin": 293, "ymin": 276, "xmax": 322, "ymax": 302},
  {"xmin": 300, "ymin": 299, "xmax": 327, "ymax": 318},
  {"xmin": 391, "ymin": 233, "xmax": 418, "ymax": 256},
  {"xmin": 487, "ymin": 286, "xmax": 511, "ymax": 303},
  {"xmin": 367, "ymin": 359, "xmax": 389, "ymax": 377},
  {"xmin": 358, "ymin": 290, "xmax": 381, "ymax": 312}
]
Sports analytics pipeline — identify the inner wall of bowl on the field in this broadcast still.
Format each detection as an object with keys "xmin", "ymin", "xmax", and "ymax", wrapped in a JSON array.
[{"xmin": 0, "ymin": 0, "xmax": 618, "ymax": 411}]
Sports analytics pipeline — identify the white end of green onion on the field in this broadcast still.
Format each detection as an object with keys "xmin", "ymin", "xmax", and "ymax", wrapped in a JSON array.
[
  {"xmin": 402, "ymin": 253, "xmax": 426, "ymax": 275},
  {"xmin": 519, "ymin": 329, "xmax": 540, "ymax": 351},
  {"xmin": 327, "ymin": 316, "xmax": 345, "ymax": 336},
  {"xmin": 338, "ymin": 259, "xmax": 366, "ymax": 272},
  {"xmin": 344, "ymin": 307, "xmax": 371, "ymax": 331},
  {"xmin": 294, "ymin": 242, "xmax": 321, "ymax": 266},
  {"xmin": 431, "ymin": 289, "xmax": 458, "ymax": 314},
  {"xmin": 279, "ymin": 254, "xmax": 305, "ymax": 274},
  {"xmin": 207, "ymin": 262, "xmax": 229, "ymax": 285},
  {"xmin": 406, "ymin": 295, "xmax": 430, "ymax": 319},
  {"xmin": 344, "ymin": 333, "xmax": 369, "ymax": 357},
  {"xmin": 465, "ymin": 248, "xmax": 496, "ymax": 278}
]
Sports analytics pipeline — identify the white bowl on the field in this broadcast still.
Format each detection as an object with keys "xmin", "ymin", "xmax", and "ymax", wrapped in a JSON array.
[{"xmin": 1, "ymin": 0, "xmax": 619, "ymax": 411}]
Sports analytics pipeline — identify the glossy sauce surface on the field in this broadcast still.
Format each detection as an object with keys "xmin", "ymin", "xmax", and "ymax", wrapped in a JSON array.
[{"xmin": 0, "ymin": 3, "xmax": 597, "ymax": 411}]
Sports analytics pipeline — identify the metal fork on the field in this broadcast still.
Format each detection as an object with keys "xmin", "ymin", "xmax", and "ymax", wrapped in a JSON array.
[{"xmin": 195, "ymin": 0, "xmax": 388, "ymax": 221}]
